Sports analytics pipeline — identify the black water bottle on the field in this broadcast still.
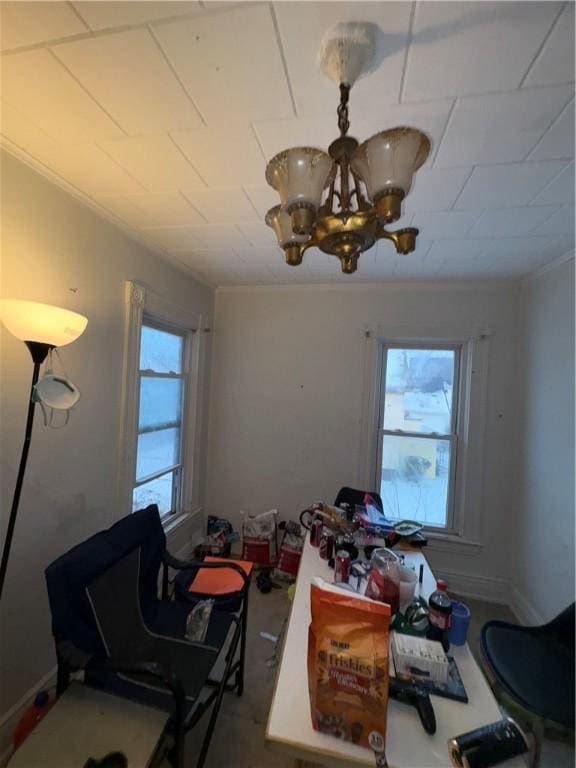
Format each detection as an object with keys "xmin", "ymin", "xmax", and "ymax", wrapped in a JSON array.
[{"xmin": 426, "ymin": 579, "xmax": 452, "ymax": 652}]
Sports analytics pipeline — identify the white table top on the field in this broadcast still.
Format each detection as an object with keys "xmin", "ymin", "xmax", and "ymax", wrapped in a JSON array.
[
  {"xmin": 266, "ymin": 537, "xmax": 524, "ymax": 768},
  {"xmin": 8, "ymin": 682, "xmax": 168, "ymax": 768}
]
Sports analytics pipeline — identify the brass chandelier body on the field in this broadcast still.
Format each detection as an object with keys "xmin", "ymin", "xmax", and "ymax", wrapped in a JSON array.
[{"xmin": 265, "ymin": 83, "xmax": 431, "ymax": 274}]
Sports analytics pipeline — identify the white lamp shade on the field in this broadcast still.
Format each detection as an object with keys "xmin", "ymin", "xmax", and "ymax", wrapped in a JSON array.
[
  {"xmin": 265, "ymin": 205, "xmax": 310, "ymax": 248},
  {"xmin": 351, "ymin": 127, "xmax": 430, "ymax": 201},
  {"xmin": 0, "ymin": 300, "xmax": 88, "ymax": 347},
  {"xmin": 265, "ymin": 147, "xmax": 335, "ymax": 213}
]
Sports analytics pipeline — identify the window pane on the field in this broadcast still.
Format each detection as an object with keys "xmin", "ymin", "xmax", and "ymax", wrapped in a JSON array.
[
  {"xmin": 140, "ymin": 324, "xmax": 183, "ymax": 373},
  {"xmin": 383, "ymin": 348, "xmax": 456, "ymax": 434},
  {"xmin": 133, "ymin": 472, "xmax": 174, "ymax": 516},
  {"xmin": 136, "ymin": 427, "xmax": 180, "ymax": 481},
  {"xmin": 138, "ymin": 377, "xmax": 182, "ymax": 431},
  {"xmin": 379, "ymin": 434, "xmax": 450, "ymax": 527}
]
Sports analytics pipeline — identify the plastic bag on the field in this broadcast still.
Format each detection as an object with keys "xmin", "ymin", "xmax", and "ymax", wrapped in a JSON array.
[
  {"xmin": 308, "ymin": 578, "xmax": 391, "ymax": 750},
  {"xmin": 185, "ymin": 599, "xmax": 214, "ymax": 643},
  {"xmin": 241, "ymin": 509, "xmax": 278, "ymax": 566},
  {"xmin": 274, "ymin": 521, "xmax": 304, "ymax": 580}
]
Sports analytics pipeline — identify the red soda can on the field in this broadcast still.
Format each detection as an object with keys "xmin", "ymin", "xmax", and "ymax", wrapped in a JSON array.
[
  {"xmin": 319, "ymin": 531, "xmax": 334, "ymax": 560},
  {"xmin": 310, "ymin": 518, "xmax": 323, "ymax": 547},
  {"xmin": 334, "ymin": 550, "xmax": 351, "ymax": 583}
]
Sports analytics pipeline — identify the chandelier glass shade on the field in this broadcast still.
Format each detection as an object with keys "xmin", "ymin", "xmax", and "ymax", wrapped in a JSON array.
[{"xmin": 265, "ymin": 83, "xmax": 431, "ymax": 274}]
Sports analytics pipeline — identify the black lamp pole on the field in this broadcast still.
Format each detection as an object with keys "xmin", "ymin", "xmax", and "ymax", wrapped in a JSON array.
[{"xmin": 0, "ymin": 341, "xmax": 53, "ymax": 601}]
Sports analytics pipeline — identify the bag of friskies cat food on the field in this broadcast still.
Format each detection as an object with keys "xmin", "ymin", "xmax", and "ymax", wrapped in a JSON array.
[{"xmin": 307, "ymin": 578, "xmax": 391, "ymax": 751}]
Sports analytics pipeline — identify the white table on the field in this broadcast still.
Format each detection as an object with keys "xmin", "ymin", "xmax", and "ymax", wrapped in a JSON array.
[
  {"xmin": 8, "ymin": 682, "xmax": 168, "ymax": 768},
  {"xmin": 266, "ymin": 537, "xmax": 524, "ymax": 768}
]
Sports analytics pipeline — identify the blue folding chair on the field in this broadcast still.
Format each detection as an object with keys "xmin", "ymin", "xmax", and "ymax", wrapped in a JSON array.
[{"xmin": 45, "ymin": 505, "xmax": 249, "ymax": 768}]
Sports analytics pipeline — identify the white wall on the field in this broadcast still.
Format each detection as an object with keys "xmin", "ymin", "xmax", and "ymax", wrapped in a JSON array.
[
  {"xmin": 0, "ymin": 152, "xmax": 214, "ymax": 727},
  {"xmin": 511, "ymin": 257, "xmax": 575, "ymax": 624},
  {"xmin": 206, "ymin": 282, "xmax": 521, "ymax": 593}
]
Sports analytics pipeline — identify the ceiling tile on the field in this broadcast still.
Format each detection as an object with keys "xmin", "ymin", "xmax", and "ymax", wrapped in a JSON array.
[
  {"xmin": 480, "ymin": 236, "xmax": 552, "ymax": 261},
  {"xmin": 180, "ymin": 250, "xmax": 245, "ymax": 268},
  {"xmin": 243, "ymin": 186, "xmax": 279, "ymax": 220},
  {"xmin": 100, "ymin": 134, "xmax": 204, "ymax": 191},
  {"xmin": 154, "ymin": 5, "xmax": 293, "ymax": 123},
  {"xmin": 411, "ymin": 210, "xmax": 481, "ymax": 238},
  {"xmin": 532, "ymin": 206, "xmax": 575, "ymax": 237},
  {"xmin": 436, "ymin": 261, "xmax": 493, "ymax": 279},
  {"xmin": 53, "ymin": 28, "xmax": 203, "ymax": 134},
  {"xmin": 427, "ymin": 239, "xmax": 491, "ymax": 260},
  {"xmin": 187, "ymin": 224, "xmax": 250, "ymax": 250},
  {"xmin": 434, "ymin": 85, "xmax": 573, "ymax": 167},
  {"xmin": 1, "ymin": 2, "xmax": 88, "ymax": 51},
  {"xmin": 140, "ymin": 226, "xmax": 207, "ymax": 252},
  {"xmin": 527, "ymin": 99, "xmax": 575, "ymax": 161},
  {"xmin": 171, "ymin": 123, "xmax": 265, "ymax": 186},
  {"xmin": 529, "ymin": 161, "xmax": 575, "ymax": 206},
  {"xmin": 0, "ymin": 100, "xmax": 58, "ymax": 151},
  {"xmin": 23, "ymin": 142, "xmax": 144, "ymax": 196},
  {"xmin": 97, "ymin": 192, "xmax": 206, "ymax": 227},
  {"xmin": 468, "ymin": 206, "xmax": 560, "ymax": 237},
  {"xmin": 403, "ymin": 2, "xmax": 563, "ymax": 101},
  {"xmin": 237, "ymin": 223, "xmax": 277, "ymax": 248},
  {"xmin": 236, "ymin": 247, "xmax": 282, "ymax": 267},
  {"xmin": 182, "ymin": 188, "xmax": 258, "ymax": 224},
  {"xmin": 72, "ymin": 1, "xmax": 202, "ymax": 31},
  {"xmin": 393, "ymin": 255, "xmax": 442, "ymax": 277},
  {"xmin": 523, "ymin": 3, "xmax": 575, "ymax": 87},
  {"xmin": 254, "ymin": 99, "xmax": 453, "ymax": 165},
  {"xmin": 273, "ymin": 1, "xmax": 412, "ymax": 117},
  {"xmin": 455, "ymin": 161, "xmax": 569, "ymax": 209},
  {"xmin": 1, "ymin": 49, "xmax": 124, "ymax": 143},
  {"xmin": 404, "ymin": 167, "xmax": 471, "ymax": 213}
]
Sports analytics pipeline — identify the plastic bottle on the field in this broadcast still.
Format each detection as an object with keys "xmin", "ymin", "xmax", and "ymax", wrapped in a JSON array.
[
  {"xmin": 13, "ymin": 691, "xmax": 54, "ymax": 749},
  {"xmin": 426, "ymin": 579, "xmax": 452, "ymax": 652}
]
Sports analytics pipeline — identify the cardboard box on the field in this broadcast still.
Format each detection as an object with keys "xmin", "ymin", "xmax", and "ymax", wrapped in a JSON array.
[{"xmin": 391, "ymin": 632, "xmax": 448, "ymax": 684}]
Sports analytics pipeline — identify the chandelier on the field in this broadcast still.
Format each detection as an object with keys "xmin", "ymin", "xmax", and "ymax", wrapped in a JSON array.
[{"xmin": 264, "ymin": 27, "xmax": 431, "ymax": 275}]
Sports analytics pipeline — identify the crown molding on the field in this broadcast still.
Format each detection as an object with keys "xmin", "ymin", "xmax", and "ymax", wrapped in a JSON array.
[
  {"xmin": 215, "ymin": 278, "xmax": 519, "ymax": 295},
  {"xmin": 521, "ymin": 249, "xmax": 575, "ymax": 285}
]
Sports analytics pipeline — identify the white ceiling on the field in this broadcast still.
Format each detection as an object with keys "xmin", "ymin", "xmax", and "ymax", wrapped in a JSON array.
[{"xmin": 1, "ymin": 0, "xmax": 574, "ymax": 287}]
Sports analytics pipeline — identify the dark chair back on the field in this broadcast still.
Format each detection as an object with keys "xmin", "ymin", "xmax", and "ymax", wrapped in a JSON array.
[
  {"xmin": 45, "ymin": 505, "xmax": 165, "ymax": 659},
  {"xmin": 542, "ymin": 602, "xmax": 575, "ymax": 649},
  {"xmin": 334, "ymin": 486, "xmax": 384, "ymax": 513}
]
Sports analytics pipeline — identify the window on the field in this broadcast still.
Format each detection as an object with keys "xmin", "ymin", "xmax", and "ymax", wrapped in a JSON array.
[
  {"xmin": 132, "ymin": 322, "xmax": 188, "ymax": 518},
  {"xmin": 118, "ymin": 282, "xmax": 205, "ymax": 527},
  {"xmin": 375, "ymin": 344, "xmax": 463, "ymax": 530}
]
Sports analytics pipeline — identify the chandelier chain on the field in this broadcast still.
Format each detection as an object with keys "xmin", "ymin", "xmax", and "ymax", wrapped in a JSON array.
[{"xmin": 337, "ymin": 83, "xmax": 350, "ymax": 136}]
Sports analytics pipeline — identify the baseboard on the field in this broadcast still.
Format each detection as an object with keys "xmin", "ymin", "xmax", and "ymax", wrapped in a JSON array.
[
  {"xmin": 508, "ymin": 581, "xmax": 545, "ymax": 626},
  {"xmin": 0, "ymin": 665, "xmax": 57, "ymax": 767},
  {"xmin": 435, "ymin": 567, "xmax": 511, "ymax": 605},
  {"xmin": 434, "ymin": 568, "xmax": 546, "ymax": 627}
]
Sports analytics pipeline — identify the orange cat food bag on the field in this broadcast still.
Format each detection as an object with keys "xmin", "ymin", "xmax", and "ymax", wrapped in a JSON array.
[{"xmin": 308, "ymin": 579, "xmax": 391, "ymax": 751}]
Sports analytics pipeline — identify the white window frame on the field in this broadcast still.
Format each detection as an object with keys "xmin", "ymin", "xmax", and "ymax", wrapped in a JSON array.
[
  {"xmin": 374, "ymin": 341, "xmax": 466, "ymax": 534},
  {"xmin": 358, "ymin": 322, "xmax": 491, "ymax": 551},
  {"xmin": 117, "ymin": 281, "xmax": 206, "ymax": 531}
]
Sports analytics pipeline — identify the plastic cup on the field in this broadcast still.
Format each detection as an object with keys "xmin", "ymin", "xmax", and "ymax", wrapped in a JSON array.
[
  {"xmin": 399, "ymin": 565, "xmax": 418, "ymax": 610},
  {"xmin": 449, "ymin": 600, "xmax": 471, "ymax": 646}
]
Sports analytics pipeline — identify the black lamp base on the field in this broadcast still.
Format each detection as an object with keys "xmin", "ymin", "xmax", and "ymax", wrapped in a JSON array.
[{"xmin": 25, "ymin": 341, "xmax": 54, "ymax": 364}]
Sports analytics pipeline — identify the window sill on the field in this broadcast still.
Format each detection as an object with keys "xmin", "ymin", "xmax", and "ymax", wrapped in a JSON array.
[
  {"xmin": 162, "ymin": 507, "xmax": 202, "ymax": 536},
  {"xmin": 423, "ymin": 530, "xmax": 483, "ymax": 555}
]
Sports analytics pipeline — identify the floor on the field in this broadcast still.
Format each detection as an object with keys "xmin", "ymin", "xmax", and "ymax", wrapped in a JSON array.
[{"xmin": 178, "ymin": 584, "xmax": 574, "ymax": 768}]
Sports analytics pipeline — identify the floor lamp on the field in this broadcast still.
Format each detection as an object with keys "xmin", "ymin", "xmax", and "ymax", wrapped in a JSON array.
[{"xmin": 0, "ymin": 300, "xmax": 88, "ymax": 601}]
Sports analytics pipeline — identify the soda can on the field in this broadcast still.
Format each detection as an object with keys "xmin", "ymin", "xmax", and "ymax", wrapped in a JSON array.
[
  {"xmin": 310, "ymin": 518, "xmax": 323, "ymax": 547},
  {"xmin": 334, "ymin": 550, "xmax": 351, "ymax": 583},
  {"xmin": 319, "ymin": 531, "xmax": 334, "ymax": 560}
]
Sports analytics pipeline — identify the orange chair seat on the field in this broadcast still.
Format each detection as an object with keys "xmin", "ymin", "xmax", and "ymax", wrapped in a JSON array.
[{"xmin": 188, "ymin": 556, "xmax": 253, "ymax": 596}]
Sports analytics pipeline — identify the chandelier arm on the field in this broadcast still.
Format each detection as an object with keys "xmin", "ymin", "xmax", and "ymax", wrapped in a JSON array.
[{"xmin": 352, "ymin": 171, "xmax": 369, "ymax": 209}]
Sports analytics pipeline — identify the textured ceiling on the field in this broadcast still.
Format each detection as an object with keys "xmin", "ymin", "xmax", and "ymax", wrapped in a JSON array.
[{"xmin": 1, "ymin": 1, "xmax": 574, "ymax": 286}]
